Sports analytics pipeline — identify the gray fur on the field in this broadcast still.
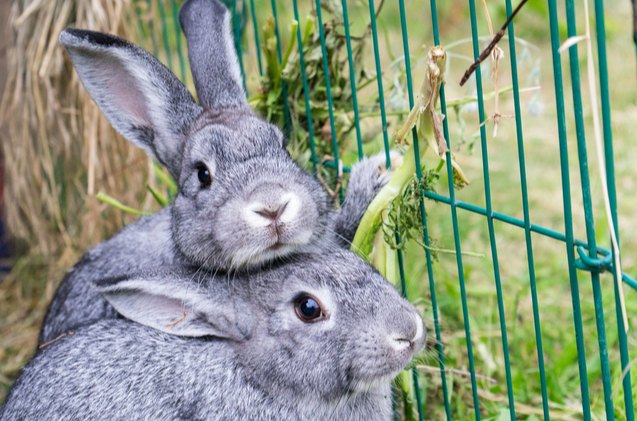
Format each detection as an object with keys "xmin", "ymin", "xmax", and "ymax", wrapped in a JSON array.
[
  {"xmin": 334, "ymin": 152, "xmax": 400, "ymax": 248},
  {"xmin": 40, "ymin": 1, "xmax": 394, "ymax": 343},
  {"xmin": 180, "ymin": 0, "xmax": 246, "ymax": 109},
  {"xmin": 3, "ymin": 251, "xmax": 425, "ymax": 421},
  {"xmin": 39, "ymin": 208, "xmax": 181, "ymax": 342},
  {"xmin": 60, "ymin": 28, "xmax": 201, "ymax": 179}
]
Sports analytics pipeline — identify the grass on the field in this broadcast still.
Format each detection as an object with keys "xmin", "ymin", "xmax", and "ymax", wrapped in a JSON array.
[{"xmin": 2, "ymin": 0, "xmax": 637, "ymax": 419}]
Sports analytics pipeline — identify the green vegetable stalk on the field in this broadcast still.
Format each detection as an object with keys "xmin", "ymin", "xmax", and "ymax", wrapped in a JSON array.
[{"xmin": 351, "ymin": 46, "xmax": 459, "ymax": 257}]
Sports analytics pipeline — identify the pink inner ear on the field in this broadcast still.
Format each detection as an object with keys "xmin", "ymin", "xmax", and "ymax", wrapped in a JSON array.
[
  {"xmin": 142, "ymin": 294, "xmax": 188, "ymax": 319},
  {"xmin": 99, "ymin": 55, "xmax": 151, "ymax": 126}
]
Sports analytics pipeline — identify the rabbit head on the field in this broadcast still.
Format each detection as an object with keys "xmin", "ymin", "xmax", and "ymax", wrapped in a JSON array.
[
  {"xmin": 58, "ymin": 0, "xmax": 332, "ymax": 271},
  {"xmin": 98, "ymin": 249, "xmax": 426, "ymax": 402}
]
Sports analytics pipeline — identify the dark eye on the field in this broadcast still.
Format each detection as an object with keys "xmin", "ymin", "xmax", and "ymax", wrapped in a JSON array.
[
  {"xmin": 196, "ymin": 163, "xmax": 212, "ymax": 187},
  {"xmin": 294, "ymin": 294, "xmax": 326, "ymax": 323}
]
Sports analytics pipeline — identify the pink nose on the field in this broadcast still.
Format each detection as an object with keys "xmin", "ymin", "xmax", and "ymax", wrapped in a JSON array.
[{"xmin": 253, "ymin": 200, "xmax": 289, "ymax": 223}]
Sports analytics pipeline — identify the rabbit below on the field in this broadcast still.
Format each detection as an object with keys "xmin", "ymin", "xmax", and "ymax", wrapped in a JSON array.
[
  {"xmin": 39, "ymin": 0, "xmax": 399, "ymax": 344},
  {"xmin": 3, "ymin": 250, "xmax": 425, "ymax": 421}
]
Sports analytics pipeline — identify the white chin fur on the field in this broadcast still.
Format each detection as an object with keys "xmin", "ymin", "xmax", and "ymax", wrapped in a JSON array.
[
  {"xmin": 351, "ymin": 373, "xmax": 396, "ymax": 394},
  {"xmin": 231, "ymin": 244, "xmax": 297, "ymax": 269}
]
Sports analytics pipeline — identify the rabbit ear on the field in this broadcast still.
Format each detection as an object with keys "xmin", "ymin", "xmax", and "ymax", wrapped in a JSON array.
[
  {"xmin": 96, "ymin": 274, "xmax": 248, "ymax": 341},
  {"xmin": 180, "ymin": 0, "xmax": 246, "ymax": 109},
  {"xmin": 59, "ymin": 28, "xmax": 202, "ymax": 179}
]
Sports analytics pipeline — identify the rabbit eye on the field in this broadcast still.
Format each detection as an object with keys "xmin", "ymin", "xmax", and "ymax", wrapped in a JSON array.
[
  {"xmin": 196, "ymin": 163, "xmax": 212, "ymax": 187},
  {"xmin": 294, "ymin": 294, "xmax": 326, "ymax": 323}
]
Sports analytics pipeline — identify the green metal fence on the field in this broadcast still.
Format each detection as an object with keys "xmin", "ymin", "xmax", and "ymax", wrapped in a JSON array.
[{"xmin": 135, "ymin": 0, "xmax": 636, "ymax": 419}]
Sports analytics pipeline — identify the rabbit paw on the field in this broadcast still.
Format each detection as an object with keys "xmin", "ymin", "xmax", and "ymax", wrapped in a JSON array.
[
  {"xmin": 373, "ymin": 150, "xmax": 403, "ymax": 188},
  {"xmin": 351, "ymin": 150, "xmax": 403, "ymax": 194}
]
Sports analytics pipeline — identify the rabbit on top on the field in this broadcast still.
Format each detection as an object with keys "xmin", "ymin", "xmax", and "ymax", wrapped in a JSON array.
[{"xmin": 40, "ymin": 0, "xmax": 400, "ymax": 344}]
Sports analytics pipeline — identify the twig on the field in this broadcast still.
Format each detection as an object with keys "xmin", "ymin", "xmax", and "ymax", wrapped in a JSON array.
[
  {"xmin": 459, "ymin": 0, "xmax": 530, "ymax": 86},
  {"xmin": 478, "ymin": 389, "xmax": 582, "ymax": 419},
  {"xmin": 358, "ymin": 85, "xmax": 540, "ymax": 119},
  {"xmin": 38, "ymin": 331, "xmax": 74, "ymax": 350},
  {"xmin": 480, "ymin": 0, "xmax": 505, "ymax": 137},
  {"xmin": 316, "ymin": 156, "xmax": 343, "ymax": 206},
  {"xmin": 481, "ymin": 0, "xmax": 495, "ymax": 35},
  {"xmin": 165, "ymin": 310, "xmax": 188, "ymax": 328},
  {"xmin": 413, "ymin": 239, "xmax": 485, "ymax": 258},
  {"xmin": 417, "ymin": 364, "xmax": 497, "ymax": 384}
]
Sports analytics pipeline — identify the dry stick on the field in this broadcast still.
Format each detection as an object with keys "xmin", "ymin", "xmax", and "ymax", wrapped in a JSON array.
[
  {"xmin": 165, "ymin": 310, "xmax": 188, "ymax": 328},
  {"xmin": 481, "ymin": 0, "xmax": 494, "ymax": 35},
  {"xmin": 479, "ymin": 0, "xmax": 505, "ymax": 137},
  {"xmin": 316, "ymin": 155, "xmax": 343, "ymax": 206},
  {"xmin": 459, "ymin": 0, "xmax": 530, "ymax": 87},
  {"xmin": 417, "ymin": 364, "xmax": 496, "ymax": 384},
  {"xmin": 38, "ymin": 331, "xmax": 74, "ymax": 350}
]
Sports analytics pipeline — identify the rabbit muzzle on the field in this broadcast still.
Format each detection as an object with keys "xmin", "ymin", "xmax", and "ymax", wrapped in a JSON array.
[
  {"xmin": 347, "ymin": 304, "xmax": 426, "ymax": 392},
  {"xmin": 384, "ymin": 306, "xmax": 425, "ymax": 363},
  {"xmin": 242, "ymin": 184, "xmax": 314, "ymax": 250}
]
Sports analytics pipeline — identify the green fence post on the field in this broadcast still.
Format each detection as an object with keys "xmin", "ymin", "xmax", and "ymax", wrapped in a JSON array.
[
  {"xmin": 466, "ymin": 1, "xmax": 516, "ymax": 417},
  {"xmin": 503, "ymin": 0, "xmax": 550, "ymax": 418},
  {"xmin": 269, "ymin": 0, "xmax": 292, "ymax": 135},
  {"xmin": 314, "ymin": 1, "xmax": 343, "ymax": 202},
  {"xmin": 594, "ymin": 0, "xmax": 635, "ymax": 418},
  {"xmin": 547, "ymin": 0, "xmax": 591, "ymax": 418},
  {"xmin": 157, "ymin": 0, "xmax": 174, "ymax": 71},
  {"xmin": 429, "ymin": 0, "xmax": 482, "ymax": 418},
  {"xmin": 231, "ymin": 1, "xmax": 247, "ymax": 94},
  {"xmin": 340, "ymin": 0, "xmax": 364, "ymax": 161},
  {"xmin": 248, "ymin": 0, "xmax": 263, "ymax": 76},
  {"xmin": 170, "ymin": 0, "xmax": 187, "ymax": 82},
  {"xmin": 291, "ymin": 0, "xmax": 318, "ymax": 172},
  {"xmin": 398, "ymin": 1, "xmax": 452, "ymax": 418},
  {"xmin": 564, "ymin": 0, "xmax": 615, "ymax": 418},
  {"xmin": 367, "ymin": 0, "xmax": 391, "ymax": 168}
]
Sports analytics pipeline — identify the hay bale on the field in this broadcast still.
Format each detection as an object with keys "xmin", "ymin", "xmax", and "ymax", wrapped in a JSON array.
[
  {"xmin": 0, "ymin": 0, "xmax": 165, "ymax": 400},
  {"xmin": 0, "ymin": 0, "xmax": 159, "ymax": 264}
]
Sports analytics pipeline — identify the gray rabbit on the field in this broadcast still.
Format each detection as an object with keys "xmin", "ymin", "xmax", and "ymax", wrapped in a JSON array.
[
  {"xmin": 2, "ymin": 250, "xmax": 425, "ymax": 420},
  {"xmin": 39, "ymin": 0, "xmax": 398, "ymax": 344}
]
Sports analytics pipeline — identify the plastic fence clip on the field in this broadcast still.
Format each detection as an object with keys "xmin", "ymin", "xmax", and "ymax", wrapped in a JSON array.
[
  {"xmin": 575, "ymin": 246, "xmax": 637, "ymax": 291},
  {"xmin": 575, "ymin": 246, "xmax": 613, "ymax": 274}
]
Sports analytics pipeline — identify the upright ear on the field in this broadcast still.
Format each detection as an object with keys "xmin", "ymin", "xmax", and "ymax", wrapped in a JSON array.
[
  {"xmin": 95, "ymin": 273, "xmax": 249, "ymax": 341},
  {"xmin": 59, "ymin": 28, "xmax": 203, "ymax": 179},
  {"xmin": 180, "ymin": 0, "xmax": 247, "ymax": 109}
]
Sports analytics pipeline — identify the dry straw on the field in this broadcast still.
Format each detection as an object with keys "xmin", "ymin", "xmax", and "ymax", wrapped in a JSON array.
[{"xmin": 0, "ymin": 0, "xmax": 159, "ymax": 397}]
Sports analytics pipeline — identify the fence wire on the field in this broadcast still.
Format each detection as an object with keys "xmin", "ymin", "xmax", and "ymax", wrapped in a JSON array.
[{"xmin": 136, "ymin": 0, "xmax": 636, "ymax": 419}]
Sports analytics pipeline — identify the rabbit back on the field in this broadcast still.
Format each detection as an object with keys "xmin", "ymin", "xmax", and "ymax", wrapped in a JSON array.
[
  {"xmin": 39, "ymin": 208, "xmax": 178, "ymax": 343},
  {"xmin": 3, "ymin": 320, "xmax": 391, "ymax": 421}
]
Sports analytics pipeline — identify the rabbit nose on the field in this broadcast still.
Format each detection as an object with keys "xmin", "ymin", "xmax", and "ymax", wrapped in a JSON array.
[
  {"xmin": 387, "ymin": 312, "xmax": 425, "ymax": 352},
  {"xmin": 244, "ymin": 192, "xmax": 301, "ymax": 228},
  {"xmin": 254, "ymin": 201, "xmax": 288, "ymax": 221}
]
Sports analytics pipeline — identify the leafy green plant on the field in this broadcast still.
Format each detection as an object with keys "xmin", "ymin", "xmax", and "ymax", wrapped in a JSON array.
[{"xmin": 247, "ymin": 6, "xmax": 380, "ymax": 189}]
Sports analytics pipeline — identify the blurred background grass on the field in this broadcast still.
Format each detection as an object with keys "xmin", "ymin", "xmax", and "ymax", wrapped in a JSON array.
[{"xmin": 1, "ymin": 0, "xmax": 637, "ymax": 419}]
